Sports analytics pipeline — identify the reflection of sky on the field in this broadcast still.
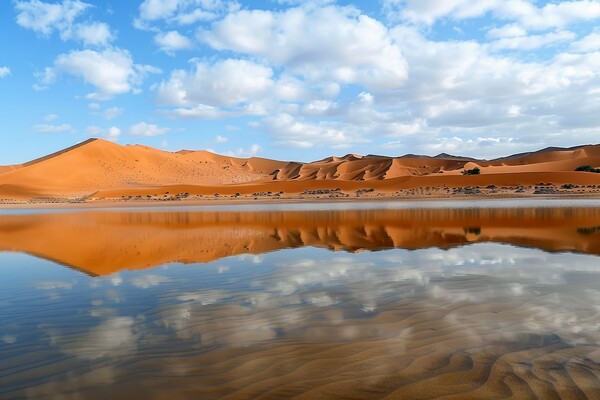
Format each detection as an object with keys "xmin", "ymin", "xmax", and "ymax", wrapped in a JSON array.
[{"xmin": 2, "ymin": 243, "xmax": 600, "ymax": 396}]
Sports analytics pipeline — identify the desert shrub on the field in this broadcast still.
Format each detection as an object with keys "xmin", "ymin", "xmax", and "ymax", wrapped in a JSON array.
[
  {"xmin": 575, "ymin": 165, "xmax": 600, "ymax": 173},
  {"xmin": 461, "ymin": 167, "xmax": 481, "ymax": 175}
]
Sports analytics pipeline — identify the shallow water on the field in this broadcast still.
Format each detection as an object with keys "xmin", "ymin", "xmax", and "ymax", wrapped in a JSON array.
[{"xmin": 2, "ymin": 201, "xmax": 600, "ymax": 399}]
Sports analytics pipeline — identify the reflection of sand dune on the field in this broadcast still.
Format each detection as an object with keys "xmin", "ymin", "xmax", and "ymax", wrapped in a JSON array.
[
  {"xmin": 1, "ymin": 139, "xmax": 600, "ymax": 199},
  {"xmin": 2, "ymin": 207, "xmax": 600, "ymax": 275}
]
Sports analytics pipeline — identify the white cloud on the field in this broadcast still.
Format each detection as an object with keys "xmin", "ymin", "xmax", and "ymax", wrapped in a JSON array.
[
  {"xmin": 88, "ymin": 102, "xmax": 100, "ymax": 110},
  {"xmin": 162, "ymin": 104, "xmax": 225, "ymax": 119},
  {"xmin": 138, "ymin": 0, "xmax": 179, "ymax": 21},
  {"xmin": 14, "ymin": 0, "xmax": 114, "ymax": 46},
  {"xmin": 136, "ymin": 0, "xmax": 239, "ymax": 27},
  {"xmin": 0, "ymin": 67, "xmax": 11, "ymax": 78},
  {"xmin": 384, "ymin": 0, "xmax": 499, "ymax": 25},
  {"xmin": 43, "ymin": 113, "xmax": 58, "ymax": 121},
  {"xmin": 263, "ymin": 113, "xmax": 366, "ymax": 149},
  {"xmin": 86, "ymin": 125, "xmax": 121, "ymax": 140},
  {"xmin": 128, "ymin": 122, "xmax": 170, "ymax": 137},
  {"xmin": 570, "ymin": 31, "xmax": 600, "ymax": 52},
  {"xmin": 103, "ymin": 107, "xmax": 122, "ymax": 120},
  {"xmin": 157, "ymin": 59, "xmax": 273, "ymax": 107},
  {"xmin": 224, "ymin": 144, "xmax": 261, "ymax": 157},
  {"xmin": 69, "ymin": 21, "xmax": 114, "ymax": 47},
  {"xmin": 15, "ymin": 0, "xmax": 89, "ymax": 35},
  {"xmin": 215, "ymin": 134, "xmax": 228, "ymax": 143},
  {"xmin": 201, "ymin": 6, "xmax": 408, "ymax": 91},
  {"xmin": 486, "ymin": 24, "xmax": 527, "ymax": 40},
  {"xmin": 488, "ymin": 30, "xmax": 576, "ymax": 51},
  {"xmin": 41, "ymin": 48, "xmax": 160, "ymax": 99},
  {"xmin": 156, "ymin": 58, "xmax": 278, "ymax": 118},
  {"xmin": 302, "ymin": 100, "xmax": 337, "ymax": 116},
  {"xmin": 385, "ymin": 0, "xmax": 600, "ymax": 30},
  {"xmin": 154, "ymin": 31, "xmax": 194, "ymax": 54},
  {"xmin": 31, "ymin": 123, "xmax": 71, "ymax": 133}
]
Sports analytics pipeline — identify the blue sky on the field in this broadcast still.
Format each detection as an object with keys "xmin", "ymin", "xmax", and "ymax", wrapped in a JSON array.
[{"xmin": 1, "ymin": 0, "xmax": 600, "ymax": 164}]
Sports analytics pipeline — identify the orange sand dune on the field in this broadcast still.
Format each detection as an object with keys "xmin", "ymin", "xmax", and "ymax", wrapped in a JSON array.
[
  {"xmin": 1, "ymin": 139, "xmax": 600, "ymax": 201},
  {"xmin": 1, "ymin": 207, "xmax": 600, "ymax": 276},
  {"xmin": 0, "ymin": 139, "xmax": 284, "ymax": 198}
]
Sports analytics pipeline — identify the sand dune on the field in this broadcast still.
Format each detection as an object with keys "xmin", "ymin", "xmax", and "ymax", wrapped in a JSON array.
[
  {"xmin": 1, "ymin": 139, "xmax": 600, "ymax": 201},
  {"xmin": 2, "ymin": 207, "xmax": 600, "ymax": 275}
]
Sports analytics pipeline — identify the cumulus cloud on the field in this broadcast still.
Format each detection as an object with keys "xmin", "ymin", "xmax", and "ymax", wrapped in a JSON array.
[
  {"xmin": 156, "ymin": 58, "xmax": 292, "ymax": 119},
  {"xmin": 136, "ymin": 0, "xmax": 240, "ymax": 28},
  {"xmin": 0, "ymin": 67, "xmax": 11, "ymax": 78},
  {"xmin": 157, "ymin": 58, "xmax": 273, "ymax": 107},
  {"xmin": 263, "ymin": 113, "xmax": 366, "ymax": 149},
  {"xmin": 14, "ymin": 0, "xmax": 114, "ymax": 46},
  {"xmin": 570, "ymin": 31, "xmax": 600, "ymax": 52},
  {"xmin": 386, "ymin": 0, "xmax": 600, "ymax": 30},
  {"xmin": 200, "ymin": 6, "xmax": 408, "ymax": 91},
  {"xmin": 128, "ymin": 122, "xmax": 170, "ymax": 137},
  {"xmin": 40, "ymin": 48, "xmax": 160, "ymax": 99},
  {"xmin": 69, "ymin": 21, "xmax": 114, "ymax": 46},
  {"xmin": 154, "ymin": 31, "xmax": 194, "ymax": 54}
]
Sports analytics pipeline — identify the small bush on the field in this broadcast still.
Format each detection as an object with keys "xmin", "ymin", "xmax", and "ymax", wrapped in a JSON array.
[
  {"xmin": 462, "ymin": 167, "xmax": 481, "ymax": 175},
  {"xmin": 575, "ymin": 165, "xmax": 600, "ymax": 173}
]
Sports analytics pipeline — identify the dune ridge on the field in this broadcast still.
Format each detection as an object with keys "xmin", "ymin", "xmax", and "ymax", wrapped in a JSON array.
[{"xmin": 1, "ymin": 139, "xmax": 600, "ymax": 201}]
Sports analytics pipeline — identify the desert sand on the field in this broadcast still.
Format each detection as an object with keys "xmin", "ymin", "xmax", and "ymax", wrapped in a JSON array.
[
  {"xmin": 2, "ymin": 207, "xmax": 600, "ymax": 275},
  {"xmin": 1, "ymin": 138, "xmax": 600, "ymax": 205}
]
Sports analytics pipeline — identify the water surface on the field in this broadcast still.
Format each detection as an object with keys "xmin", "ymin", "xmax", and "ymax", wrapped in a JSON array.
[{"xmin": 2, "ymin": 201, "xmax": 600, "ymax": 399}]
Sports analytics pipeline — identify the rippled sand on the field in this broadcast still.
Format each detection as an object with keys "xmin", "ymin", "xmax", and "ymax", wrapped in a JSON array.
[{"xmin": 2, "ymin": 204, "xmax": 600, "ymax": 399}]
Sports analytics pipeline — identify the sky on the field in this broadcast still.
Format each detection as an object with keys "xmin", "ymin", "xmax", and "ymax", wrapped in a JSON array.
[{"xmin": 1, "ymin": 0, "xmax": 600, "ymax": 164}]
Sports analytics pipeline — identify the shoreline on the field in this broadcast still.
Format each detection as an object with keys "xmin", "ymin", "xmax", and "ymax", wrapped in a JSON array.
[{"xmin": 2, "ymin": 189, "xmax": 600, "ymax": 210}]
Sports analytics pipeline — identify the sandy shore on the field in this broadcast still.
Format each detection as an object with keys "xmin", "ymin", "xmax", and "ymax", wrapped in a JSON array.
[{"xmin": 2, "ymin": 184, "xmax": 600, "ymax": 209}]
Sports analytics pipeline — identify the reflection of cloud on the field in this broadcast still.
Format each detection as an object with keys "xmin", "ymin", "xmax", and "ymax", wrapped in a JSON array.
[
  {"xmin": 34, "ymin": 280, "xmax": 74, "ymax": 290},
  {"xmin": 235, "ymin": 254, "xmax": 263, "ymax": 264},
  {"xmin": 12, "ymin": 241, "xmax": 600, "ymax": 399},
  {"xmin": 131, "ymin": 274, "xmax": 170, "ymax": 289},
  {"xmin": 2, "ymin": 334, "xmax": 16, "ymax": 344},
  {"xmin": 177, "ymin": 290, "xmax": 228, "ymax": 305},
  {"xmin": 24, "ymin": 366, "xmax": 118, "ymax": 399},
  {"xmin": 55, "ymin": 317, "xmax": 137, "ymax": 360}
]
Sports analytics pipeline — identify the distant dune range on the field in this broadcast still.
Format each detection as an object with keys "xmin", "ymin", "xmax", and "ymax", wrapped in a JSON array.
[
  {"xmin": 1, "ymin": 208, "xmax": 600, "ymax": 275},
  {"xmin": 1, "ymin": 138, "xmax": 600, "ymax": 200}
]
